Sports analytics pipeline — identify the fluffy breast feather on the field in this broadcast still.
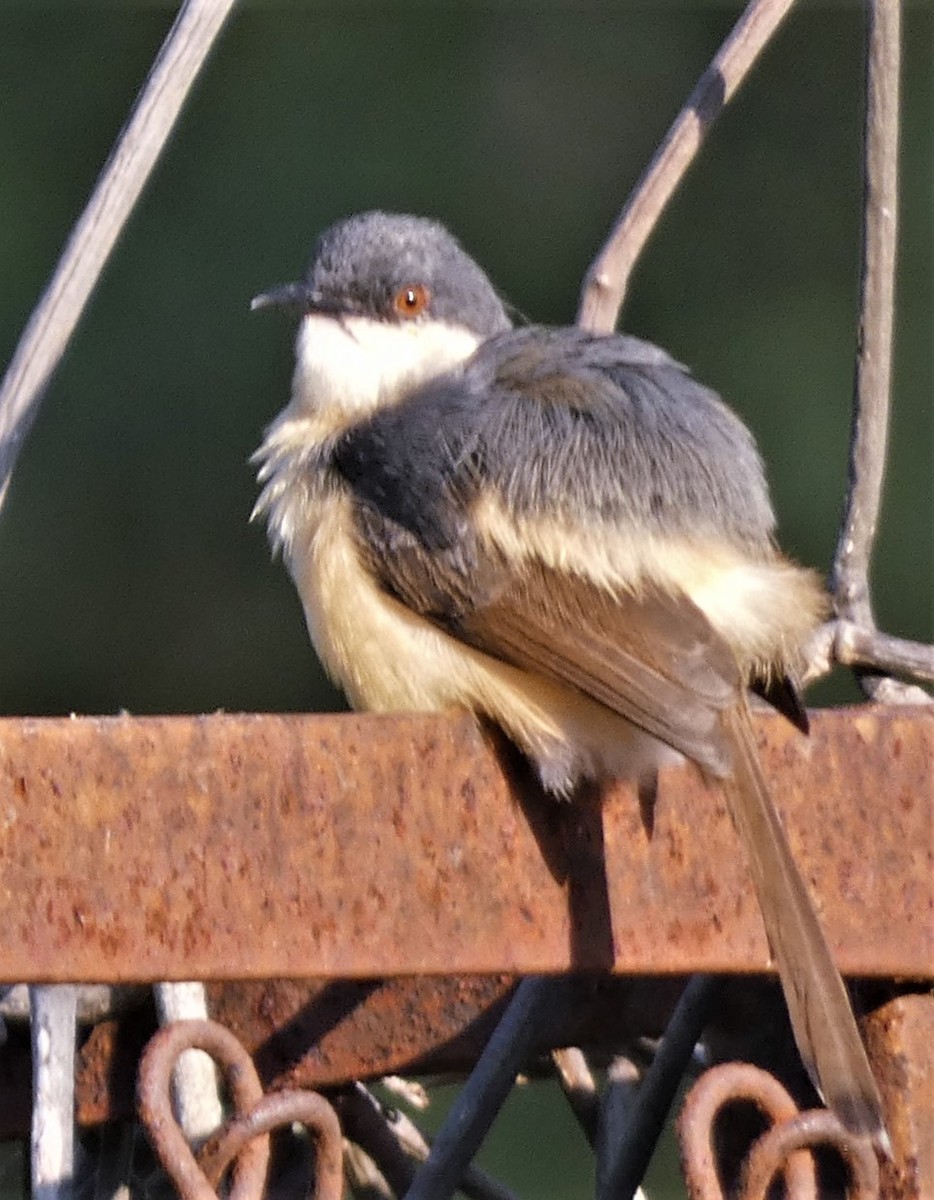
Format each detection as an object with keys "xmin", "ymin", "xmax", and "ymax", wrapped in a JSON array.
[{"xmin": 270, "ymin": 478, "xmax": 679, "ymax": 791}]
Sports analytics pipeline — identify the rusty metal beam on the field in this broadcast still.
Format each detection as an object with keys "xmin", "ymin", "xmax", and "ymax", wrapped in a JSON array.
[
  {"xmin": 0, "ymin": 707, "xmax": 930, "ymax": 982},
  {"xmin": 865, "ymin": 993, "xmax": 934, "ymax": 1199},
  {"xmin": 71, "ymin": 973, "xmax": 687, "ymax": 1128}
]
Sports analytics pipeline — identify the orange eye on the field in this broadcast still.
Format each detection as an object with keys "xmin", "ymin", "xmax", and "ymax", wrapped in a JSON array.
[{"xmin": 393, "ymin": 283, "xmax": 430, "ymax": 319}]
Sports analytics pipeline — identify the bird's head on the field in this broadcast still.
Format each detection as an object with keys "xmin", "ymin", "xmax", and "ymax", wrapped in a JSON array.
[{"xmin": 253, "ymin": 211, "xmax": 511, "ymax": 422}]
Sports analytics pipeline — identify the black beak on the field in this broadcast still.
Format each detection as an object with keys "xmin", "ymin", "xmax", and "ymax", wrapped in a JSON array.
[{"xmin": 250, "ymin": 280, "xmax": 316, "ymax": 313}]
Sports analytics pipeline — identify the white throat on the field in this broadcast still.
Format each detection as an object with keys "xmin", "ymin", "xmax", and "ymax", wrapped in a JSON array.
[
  {"xmin": 290, "ymin": 312, "xmax": 481, "ymax": 421},
  {"xmin": 253, "ymin": 311, "xmax": 482, "ymax": 562}
]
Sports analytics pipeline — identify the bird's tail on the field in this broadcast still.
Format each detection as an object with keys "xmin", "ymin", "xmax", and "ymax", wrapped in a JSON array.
[{"xmin": 721, "ymin": 701, "xmax": 888, "ymax": 1151}]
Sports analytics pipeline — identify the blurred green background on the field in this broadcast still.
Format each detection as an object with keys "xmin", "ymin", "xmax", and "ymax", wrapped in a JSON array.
[{"xmin": 0, "ymin": 1, "xmax": 930, "ymax": 1196}]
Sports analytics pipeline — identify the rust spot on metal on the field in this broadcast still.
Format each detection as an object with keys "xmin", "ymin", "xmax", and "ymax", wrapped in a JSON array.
[
  {"xmin": 206, "ymin": 976, "xmax": 516, "ymax": 1091},
  {"xmin": 77, "ymin": 1005, "xmax": 153, "ymax": 1126},
  {"xmin": 0, "ymin": 707, "xmax": 928, "ymax": 982},
  {"xmin": 864, "ymin": 993, "xmax": 934, "ymax": 1199},
  {"xmin": 72, "ymin": 974, "xmax": 681, "ymax": 1130},
  {"xmin": 198, "ymin": 1088, "xmax": 343, "ymax": 1200},
  {"xmin": 137, "ymin": 1017, "xmax": 342, "ymax": 1200}
]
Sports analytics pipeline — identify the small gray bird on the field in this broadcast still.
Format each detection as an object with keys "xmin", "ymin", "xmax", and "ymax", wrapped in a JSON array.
[{"xmin": 252, "ymin": 211, "xmax": 885, "ymax": 1145}]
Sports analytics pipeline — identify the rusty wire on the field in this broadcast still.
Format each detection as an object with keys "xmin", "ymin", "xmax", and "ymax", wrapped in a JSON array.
[
  {"xmin": 678, "ymin": 1062, "xmax": 881, "ymax": 1199},
  {"xmin": 678, "ymin": 1062, "xmax": 816, "ymax": 1199},
  {"xmin": 138, "ymin": 1017, "xmax": 343, "ymax": 1199},
  {"xmin": 740, "ymin": 1109, "xmax": 880, "ymax": 1200},
  {"xmin": 198, "ymin": 1088, "xmax": 343, "ymax": 1200},
  {"xmin": 138, "ymin": 1018, "xmax": 269, "ymax": 1199}
]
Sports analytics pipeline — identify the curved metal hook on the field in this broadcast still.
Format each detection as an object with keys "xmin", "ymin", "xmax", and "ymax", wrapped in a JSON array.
[
  {"xmin": 198, "ymin": 1089, "xmax": 344, "ymax": 1200},
  {"xmin": 678, "ymin": 1063, "xmax": 880, "ymax": 1200},
  {"xmin": 740, "ymin": 1109, "xmax": 880, "ymax": 1200},
  {"xmin": 137, "ymin": 1017, "xmax": 269, "ymax": 1200},
  {"xmin": 678, "ymin": 1063, "xmax": 816, "ymax": 1200}
]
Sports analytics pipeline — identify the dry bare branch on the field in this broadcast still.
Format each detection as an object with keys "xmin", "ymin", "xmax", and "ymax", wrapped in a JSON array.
[
  {"xmin": 344, "ymin": 1140, "xmax": 395, "ymax": 1200},
  {"xmin": 381, "ymin": 1075, "xmax": 430, "ymax": 1111},
  {"xmin": 385, "ymin": 1104, "xmax": 522, "ymax": 1200},
  {"xmin": 0, "ymin": 0, "xmax": 238, "ymax": 511},
  {"xmin": 835, "ymin": 623, "xmax": 934, "ymax": 685},
  {"xmin": 830, "ymin": 0, "xmax": 902, "ymax": 631},
  {"xmin": 860, "ymin": 677, "xmax": 931, "ymax": 706},
  {"xmin": 821, "ymin": 0, "xmax": 932, "ymax": 700},
  {"xmin": 340, "ymin": 1085, "xmax": 418, "ymax": 1198},
  {"xmin": 577, "ymin": 0, "xmax": 798, "ymax": 334}
]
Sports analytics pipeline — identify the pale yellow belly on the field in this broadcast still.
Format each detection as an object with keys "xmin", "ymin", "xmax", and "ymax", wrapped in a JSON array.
[{"xmin": 290, "ymin": 495, "xmax": 676, "ymax": 793}]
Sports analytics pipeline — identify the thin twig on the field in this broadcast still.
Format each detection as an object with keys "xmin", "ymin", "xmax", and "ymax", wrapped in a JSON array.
[
  {"xmin": 381, "ymin": 1075, "xmax": 430, "ymax": 1111},
  {"xmin": 596, "ymin": 975, "xmax": 722, "ymax": 1200},
  {"xmin": 0, "ymin": 0, "xmax": 238, "ymax": 511},
  {"xmin": 577, "ymin": 0, "xmax": 798, "ymax": 334},
  {"xmin": 821, "ymin": 0, "xmax": 931, "ymax": 701},
  {"xmin": 403, "ymin": 978, "xmax": 558, "ymax": 1200},
  {"xmin": 342, "ymin": 1084, "xmax": 523, "ymax": 1200},
  {"xmin": 344, "ymin": 1140, "xmax": 395, "ymax": 1200},
  {"xmin": 830, "ymin": 0, "xmax": 902, "ymax": 632},
  {"xmin": 30, "ymin": 984, "xmax": 77, "ymax": 1200},
  {"xmin": 861, "ymin": 676, "xmax": 931, "ymax": 706},
  {"xmin": 551, "ymin": 1047, "xmax": 600, "ymax": 1148}
]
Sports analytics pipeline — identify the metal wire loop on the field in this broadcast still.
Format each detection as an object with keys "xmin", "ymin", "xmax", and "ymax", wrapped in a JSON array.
[
  {"xmin": 678, "ymin": 1062, "xmax": 817, "ymax": 1199},
  {"xmin": 137, "ymin": 1017, "xmax": 270, "ymax": 1200},
  {"xmin": 198, "ymin": 1088, "xmax": 344, "ymax": 1200}
]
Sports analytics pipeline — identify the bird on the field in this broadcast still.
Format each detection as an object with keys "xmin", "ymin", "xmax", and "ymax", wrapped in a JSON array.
[{"xmin": 251, "ymin": 209, "xmax": 885, "ymax": 1146}]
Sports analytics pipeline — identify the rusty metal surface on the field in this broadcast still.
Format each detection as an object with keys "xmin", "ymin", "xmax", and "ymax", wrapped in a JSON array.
[
  {"xmin": 205, "ymin": 975, "xmax": 519, "ymax": 1088},
  {"xmin": 205, "ymin": 974, "xmax": 687, "ymax": 1089},
  {"xmin": 678, "ymin": 1062, "xmax": 880, "ymax": 1200},
  {"xmin": 74, "ymin": 974, "xmax": 687, "ymax": 1127},
  {"xmin": 199, "ymin": 1090, "xmax": 343, "ymax": 1200},
  {"xmin": 864, "ymin": 993, "xmax": 934, "ymax": 1200},
  {"xmin": 739, "ymin": 1111, "xmax": 879, "ymax": 1200},
  {"xmin": 0, "ymin": 707, "xmax": 929, "ymax": 981}
]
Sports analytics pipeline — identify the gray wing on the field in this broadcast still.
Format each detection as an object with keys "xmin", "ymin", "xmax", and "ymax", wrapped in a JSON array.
[{"xmin": 335, "ymin": 326, "xmax": 778, "ymax": 559}]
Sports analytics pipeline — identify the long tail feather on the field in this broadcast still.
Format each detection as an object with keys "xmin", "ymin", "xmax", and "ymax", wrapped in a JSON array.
[{"xmin": 721, "ymin": 702, "xmax": 888, "ymax": 1150}]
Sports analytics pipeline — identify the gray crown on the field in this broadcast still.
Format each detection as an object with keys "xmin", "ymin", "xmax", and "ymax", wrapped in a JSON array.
[{"xmin": 254, "ymin": 212, "xmax": 512, "ymax": 339}]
